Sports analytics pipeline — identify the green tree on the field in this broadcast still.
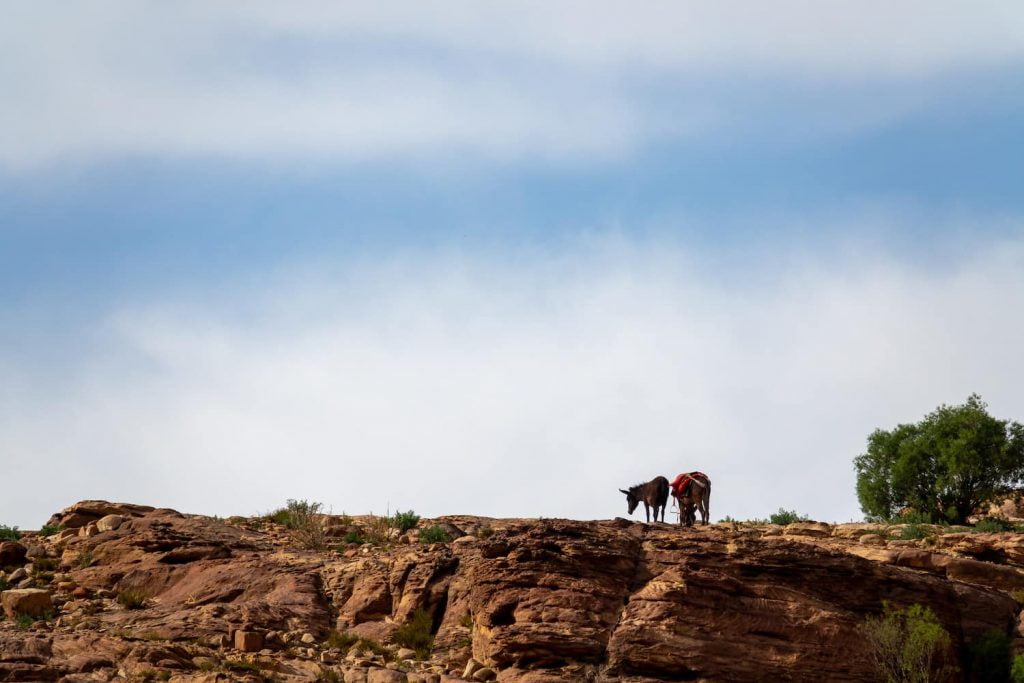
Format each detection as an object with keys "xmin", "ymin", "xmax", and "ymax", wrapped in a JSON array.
[{"xmin": 854, "ymin": 395, "xmax": 1024, "ymax": 524}]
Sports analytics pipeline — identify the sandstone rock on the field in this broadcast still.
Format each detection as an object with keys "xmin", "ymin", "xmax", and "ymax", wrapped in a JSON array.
[
  {"xmin": 346, "ymin": 668, "xmax": 369, "ymax": 683},
  {"xmin": 8, "ymin": 567, "xmax": 28, "ymax": 582},
  {"xmin": 96, "ymin": 515, "xmax": 124, "ymax": 532},
  {"xmin": 463, "ymin": 659, "xmax": 482, "ymax": 678},
  {"xmin": 78, "ymin": 523, "xmax": 99, "ymax": 538},
  {"xmin": 47, "ymin": 500, "xmax": 155, "ymax": 529},
  {"xmin": 368, "ymin": 667, "xmax": 407, "ymax": 682},
  {"xmin": 1, "ymin": 588, "xmax": 53, "ymax": 618},
  {"xmin": 234, "ymin": 630, "xmax": 264, "ymax": 652},
  {"xmin": 783, "ymin": 522, "xmax": 832, "ymax": 538},
  {"xmin": 859, "ymin": 533, "xmax": 886, "ymax": 546},
  {"xmin": 301, "ymin": 632, "xmax": 317, "ymax": 644},
  {"xmin": 0, "ymin": 540, "xmax": 28, "ymax": 566},
  {"xmin": 396, "ymin": 647, "xmax": 416, "ymax": 660},
  {"xmin": 472, "ymin": 667, "xmax": 496, "ymax": 681}
]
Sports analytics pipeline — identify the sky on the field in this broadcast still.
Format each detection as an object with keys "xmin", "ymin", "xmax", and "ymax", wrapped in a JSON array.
[{"xmin": 2, "ymin": 1, "xmax": 1024, "ymax": 528}]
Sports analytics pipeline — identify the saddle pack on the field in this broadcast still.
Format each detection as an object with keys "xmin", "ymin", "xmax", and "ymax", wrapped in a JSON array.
[{"xmin": 670, "ymin": 471, "xmax": 708, "ymax": 497}]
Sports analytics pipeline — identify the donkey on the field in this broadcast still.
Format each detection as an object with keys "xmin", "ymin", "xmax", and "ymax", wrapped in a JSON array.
[
  {"xmin": 671, "ymin": 472, "xmax": 711, "ymax": 526},
  {"xmin": 619, "ymin": 476, "xmax": 670, "ymax": 523}
]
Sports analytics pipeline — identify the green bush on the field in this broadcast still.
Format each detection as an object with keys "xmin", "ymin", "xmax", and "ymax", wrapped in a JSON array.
[
  {"xmin": 393, "ymin": 608, "xmax": 434, "ymax": 660},
  {"xmin": 117, "ymin": 588, "xmax": 150, "ymax": 610},
  {"xmin": 968, "ymin": 628, "xmax": 1011, "ymax": 683},
  {"xmin": 0, "ymin": 577, "xmax": 8, "ymax": 591},
  {"xmin": 974, "ymin": 517, "xmax": 1015, "ymax": 533},
  {"xmin": 419, "ymin": 525, "xmax": 451, "ymax": 544},
  {"xmin": 325, "ymin": 629, "xmax": 359, "ymax": 651},
  {"xmin": 899, "ymin": 524, "xmax": 934, "ymax": 540},
  {"xmin": 769, "ymin": 509, "xmax": 809, "ymax": 525},
  {"xmin": 281, "ymin": 499, "xmax": 326, "ymax": 550},
  {"xmin": 863, "ymin": 602, "xmax": 954, "ymax": 683},
  {"xmin": 37, "ymin": 524, "xmax": 63, "ymax": 538},
  {"xmin": 392, "ymin": 510, "xmax": 420, "ymax": 533},
  {"xmin": 1012, "ymin": 653, "xmax": 1024, "ymax": 683},
  {"xmin": 342, "ymin": 530, "xmax": 365, "ymax": 545},
  {"xmin": 0, "ymin": 525, "xmax": 21, "ymax": 541}
]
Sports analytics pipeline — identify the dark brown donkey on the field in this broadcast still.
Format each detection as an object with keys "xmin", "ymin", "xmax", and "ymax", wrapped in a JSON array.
[
  {"xmin": 671, "ymin": 472, "xmax": 711, "ymax": 526},
  {"xmin": 619, "ymin": 476, "xmax": 670, "ymax": 523}
]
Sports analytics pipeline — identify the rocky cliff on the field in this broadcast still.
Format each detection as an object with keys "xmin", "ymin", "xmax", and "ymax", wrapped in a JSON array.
[{"xmin": 1, "ymin": 501, "xmax": 1023, "ymax": 682}]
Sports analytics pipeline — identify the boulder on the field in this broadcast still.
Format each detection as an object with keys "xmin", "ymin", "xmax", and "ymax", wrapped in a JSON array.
[
  {"xmin": 1, "ymin": 588, "xmax": 53, "ymax": 619},
  {"xmin": 234, "ymin": 630, "xmax": 264, "ymax": 652},
  {"xmin": 0, "ymin": 540, "xmax": 27, "ymax": 566},
  {"xmin": 96, "ymin": 515, "xmax": 124, "ymax": 533}
]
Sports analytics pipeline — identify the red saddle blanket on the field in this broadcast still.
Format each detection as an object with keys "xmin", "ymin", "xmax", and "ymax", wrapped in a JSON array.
[{"xmin": 671, "ymin": 472, "xmax": 707, "ymax": 497}]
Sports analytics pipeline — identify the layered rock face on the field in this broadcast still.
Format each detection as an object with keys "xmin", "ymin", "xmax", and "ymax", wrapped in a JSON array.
[{"xmin": 1, "ymin": 501, "xmax": 1022, "ymax": 682}]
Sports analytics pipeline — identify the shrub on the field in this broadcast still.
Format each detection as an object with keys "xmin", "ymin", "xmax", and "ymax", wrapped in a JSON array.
[
  {"xmin": 32, "ymin": 557, "xmax": 57, "ymax": 572},
  {"xmin": 899, "ymin": 524, "xmax": 934, "ymax": 540},
  {"xmin": 354, "ymin": 637, "xmax": 391, "ymax": 658},
  {"xmin": 78, "ymin": 550, "xmax": 95, "ymax": 569},
  {"xmin": 459, "ymin": 613, "xmax": 473, "ymax": 628},
  {"xmin": 282, "ymin": 499, "xmax": 327, "ymax": 551},
  {"xmin": 967, "ymin": 628, "xmax": 1011, "ymax": 683},
  {"xmin": 37, "ymin": 524, "xmax": 63, "ymax": 538},
  {"xmin": 316, "ymin": 670, "xmax": 342, "ymax": 683},
  {"xmin": 117, "ymin": 588, "xmax": 150, "ymax": 610},
  {"xmin": 419, "ymin": 525, "xmax": 451, "ymax": 544},
  {"xmin": 392, "ymin": 510, "xmax": 420, "ymax": 533},
  {"xmin": 769, "ymin": 509, "xmax": 809, "ymax": 525},
  {"xmin": 393, "ymin": 609, "xmax": 434, "ymax": 660},
  {"xmin": 474, "ymin": 526, "xmax": 495, "ymax": 539},
  {"xmin": 974, "ymin": 517, "xmax": 1015, "ymax": 533},
  {"xmin": 15, "ymin": 614, "xmax": 33, "ymax": 630},
  {"xmin": 363, "ymin": 514, "xmax": 393, "ymax": 546},
  {"xmin": 342, "ymin": 530, "xmax": 365, "ymax": 545},
  {"xmin": 0, "ymin": 577, "xmax": 8, "ymax": 591},
  {"xmin": 325, "ymin": 629, "xmax": 359, "ymax": 651},
  {"xmin": 864, "ymin": 602, "xmax": 954, "ymax": 683},
  {"xmin": 1012, "ymin": 654, "xmax": 1024, "ymax": 683},
  {"xmin": 0, "ymin": 525, "xmax": 20, "ymax": 541}
]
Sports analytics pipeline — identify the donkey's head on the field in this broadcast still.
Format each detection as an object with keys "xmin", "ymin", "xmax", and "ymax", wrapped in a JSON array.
[{"xmin": 619, "ymin": 487, "xmax": 639, "ymax": 515}]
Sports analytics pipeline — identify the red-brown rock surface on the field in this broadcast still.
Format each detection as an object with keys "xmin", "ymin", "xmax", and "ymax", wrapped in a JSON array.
[{"xmin": 1, "ymin": 501, "xmax": 1023, "ymax": 681}]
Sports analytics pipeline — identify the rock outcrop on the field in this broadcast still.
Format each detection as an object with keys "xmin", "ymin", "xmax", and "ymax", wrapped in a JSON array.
[{"xmin": 1, "ymin": 501, "xmax": 1023, "ymax": 681}]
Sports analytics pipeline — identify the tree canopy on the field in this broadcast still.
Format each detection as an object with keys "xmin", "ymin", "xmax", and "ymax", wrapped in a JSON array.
[{"xmin": 854, "ymin": 394, "xmax": 1024, "ymax": 524}]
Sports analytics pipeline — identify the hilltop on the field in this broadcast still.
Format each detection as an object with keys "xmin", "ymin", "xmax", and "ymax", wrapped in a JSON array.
[{"xmin": 2, "ymin": 500, "xmax": 1024, "ymax": 681}]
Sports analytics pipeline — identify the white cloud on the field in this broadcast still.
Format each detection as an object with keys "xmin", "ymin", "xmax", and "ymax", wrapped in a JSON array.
[
  {"xmin": 1, "ymin": 1, "xmax": 1021, "ymax": 169},
  {"xmin": 2, "ymin": 234, "xmax": 1023, "ymax": 527}
]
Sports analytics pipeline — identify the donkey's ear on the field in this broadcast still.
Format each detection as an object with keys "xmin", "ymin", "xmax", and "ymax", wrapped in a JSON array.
[{"xmin": 619, "ymin": 489, "xmax": 629, "ymax": 495}]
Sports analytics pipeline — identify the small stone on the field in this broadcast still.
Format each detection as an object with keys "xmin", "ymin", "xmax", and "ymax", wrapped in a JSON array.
[
  {"xmin": 8, "ymin": 567, "xmax": 28, "ymax": 583},
  {"xmin": 396, "ymin": 648, "xmax": 416, "ymax": 661},
  {"xmin": 96, "ymin": 514, "xmax": 124, "ymax": 532},
  {"xmin": 78, "ymin": 523, "xmax": 99, "ymax": 538},
  {"xmin": 234, "ymin": 630, "xmax": 264, "ymax": 652},
  {"xmin": 1, "ymin": 588, "xmax": 54, "ymax": 619},
  {"xmin": 72, "ymin": 586, "xmax": 89, "ymax": 599},
  {"xmin": 301, "ymin": 632, "xmax": 317, "ymax": 644},
  {"xmin": 462, "ymin": 658, "xmax": 482, "ymax": 679},
  {"xmin": 472, "ymin": 667, "xmax": 496, "ymax": 682}
]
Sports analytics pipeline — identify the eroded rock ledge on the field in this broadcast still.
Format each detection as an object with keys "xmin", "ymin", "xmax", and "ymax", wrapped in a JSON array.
[{"xmin": 1, "ymin": 502, "xmax": 1021, "ymax": 682}]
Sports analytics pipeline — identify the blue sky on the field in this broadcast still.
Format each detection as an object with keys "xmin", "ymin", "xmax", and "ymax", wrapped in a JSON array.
[{"xmin": 2, "ymin": 2, "xmax": 1023, "ymax": 527}]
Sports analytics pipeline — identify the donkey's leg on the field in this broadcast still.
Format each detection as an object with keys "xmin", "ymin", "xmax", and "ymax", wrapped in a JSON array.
[{"xmin": 644, "ymin": 502, "xmax": 651, "ymax": 523}]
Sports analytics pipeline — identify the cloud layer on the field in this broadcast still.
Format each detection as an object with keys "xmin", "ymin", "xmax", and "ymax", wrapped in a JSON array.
[
  {"xmin": 3, "ymin": 235, "xmax": 1023, "ymax": 527},
  {"xmin": 2, "ymin": 1, "xmax": 1022, "ymax": 168}
]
